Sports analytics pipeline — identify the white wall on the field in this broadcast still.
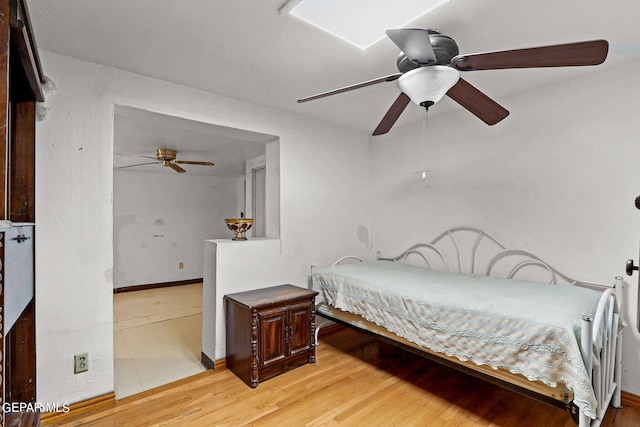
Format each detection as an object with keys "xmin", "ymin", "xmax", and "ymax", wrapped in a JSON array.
[
  {"xmin": 113, "ymin": 169, "xmax": 239, "ymax": 288},
  {"xmin": 370, "ymin": 56, "xmax": 640, "ymax": 394},
  {"xmin": 35, "ymin": 50, "xmax": 371, "ymax": 405},
  {"xmin": 35, "ymin": 46, "xmax": 640, "ymax": 405}
]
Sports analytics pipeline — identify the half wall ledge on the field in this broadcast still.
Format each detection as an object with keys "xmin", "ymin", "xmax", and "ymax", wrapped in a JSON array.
[{"xmin": 202, "ymin": 238, "xmax": 284, "ymax": 363}]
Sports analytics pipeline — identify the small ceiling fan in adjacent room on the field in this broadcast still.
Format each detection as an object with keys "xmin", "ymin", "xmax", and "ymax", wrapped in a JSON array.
[
  {"xmin": 297, "ymin": 28, "xmax": 609, "ymax": 135},
  {"xmin": 119, "ymin": 148, "xmax": 214, "ymax": 173}
]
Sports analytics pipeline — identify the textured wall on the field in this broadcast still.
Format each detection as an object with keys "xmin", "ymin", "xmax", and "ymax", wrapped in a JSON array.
[
  {"xmin": 35, "ymin": 50, "xmax": 371, "ymax": 404},
  {"xmin": 369, "ymin": 55, "xmax": 640, "ymax": 394},
  {"xmin": 113, "ymin": 170, "xmax": 238, "ymax": 288}
]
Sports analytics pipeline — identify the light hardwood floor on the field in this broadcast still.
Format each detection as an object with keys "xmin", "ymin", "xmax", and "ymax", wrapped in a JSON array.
[
  {"xmin": 113, "ymin": 283, "xmax": 205, "ymax": 398},
  {"xmin": 50, "ymin": 328, "xmax": 639, "ymax": 426}
]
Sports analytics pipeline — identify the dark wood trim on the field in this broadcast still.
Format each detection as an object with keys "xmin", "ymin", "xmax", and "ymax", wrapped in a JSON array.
[
  {"xmin": 6, "ymin": 76, "xmax": 37, "ymax": 417},
  {"xmin": 5, "ymin": 411, "xmax": 39, "ymax": 426},
  {"xmin": 200, "ymin": 352, "xmax": 227, "ymax": 372},
  {"xmin": 0, "ymin": 4, "xmax": 42, "ymax": 426},
  {"xmin": 9, "ymin": 100, "xmax": 35, "ymax": 222},
  {"xmin": 200, "ymin": 351, "xmax": 216, "ymax": 370},
  {"xmin": 39, "ymin": 392, "xmax": 115, "ymax": 426},
  {"xmin": 15, "ymin": 0, "xmax": 43, "ymax": 83},
  {"xmin": 0, "ymin": 232, "xmax": 5, "ymax": 427},
  {"xmin": 622, "ymin": 391, "xmax": 640, "ymax": 410},
  {"xmin": 113, "ymin": 278, "xmax": 203, "ymax": 294},
  {"xmin": 5, "ymin": 299, "xmax": 36, "ymax": 404},
  {"xmin": 9, "ymin": 20, "xmax": 43, "ymax": 101},
  {"xmin": 1, "ymin": 5, "xmax": 9, "ymax": 427},
  {"xmin": 0, "ymin": 0, "xmax": 10, "ymax": 221}
]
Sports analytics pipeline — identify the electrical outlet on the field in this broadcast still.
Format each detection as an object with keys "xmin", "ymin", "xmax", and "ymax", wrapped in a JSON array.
[
  {"xmin": 74, "ymin": 353, "xmax": 89, "ymax": 374},
  {"xmin": 178, "ymin": 262, "xmax": 184, "ymax": 269}
]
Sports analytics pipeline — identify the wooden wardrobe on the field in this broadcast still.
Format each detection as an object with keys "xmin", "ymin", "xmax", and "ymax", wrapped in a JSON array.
[{"xmin": 0, "ymin": 0, "xmax": 44, "ymax": 426}]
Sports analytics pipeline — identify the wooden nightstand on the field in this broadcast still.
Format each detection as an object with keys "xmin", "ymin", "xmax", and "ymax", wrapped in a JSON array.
[{"xmin": 224, "ymin": 284, "xmax": 319, "ymax": 387}]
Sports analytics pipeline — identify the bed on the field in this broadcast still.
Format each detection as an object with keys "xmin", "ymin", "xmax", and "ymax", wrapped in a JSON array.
[{"xmin": 310, "ymin": 227, "xmax": 623, "ymax": 427}]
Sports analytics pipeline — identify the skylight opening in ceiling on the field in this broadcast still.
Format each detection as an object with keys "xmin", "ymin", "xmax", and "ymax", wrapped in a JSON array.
[{"xmin": 285, "ymin": 0, "xmax": 449, "ymax": 51}]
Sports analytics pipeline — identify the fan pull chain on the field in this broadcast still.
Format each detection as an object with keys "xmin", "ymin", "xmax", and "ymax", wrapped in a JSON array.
[{"xmin": 421, "ymin": 108, "xmax": 429, "ymax": 180}]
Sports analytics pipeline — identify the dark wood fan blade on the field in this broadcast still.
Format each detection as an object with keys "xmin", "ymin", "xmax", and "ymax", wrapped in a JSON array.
[
  {"xmin": 372, "ymin": 93, "xmax": 411, "ymax": 136},
  {"xmin": 174, "ymin": 160, "xmax": 214, "ymax": 166},
  {"xmin": 297, "ymin": 74, "xmax": 402, "ymax": 103},
  {"xmin": 446, "ymin": 78, "xmax": 509, "ymax": 125},
  {"xmin": 168, "ymin": 162, "xmax": 186, "ymax": 173},
  {"xmin": 385, "ymin": 29, "xmax": 437, "ymax": 65},
  {"xmin": 119, "ymin": 161, "xmax": 158, "ymax": 169},
  {"xmin": 451, "ymin": 39, "xmax": 608, "ymax": 71}
]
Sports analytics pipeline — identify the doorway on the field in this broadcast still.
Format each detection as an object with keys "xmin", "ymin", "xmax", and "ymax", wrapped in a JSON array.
[
  {"xmin": 112, "ymin": 105, "xmax": 280, "ymax": 398},
  {"xmin": 252, "ymin": 166, "xmax": 266, "ymax": 237}
]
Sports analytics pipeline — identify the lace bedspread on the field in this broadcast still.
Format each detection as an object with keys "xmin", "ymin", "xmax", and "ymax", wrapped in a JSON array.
[{"xmin": 311, "ymin": 261, "xmax": 602, "ymax": 418}]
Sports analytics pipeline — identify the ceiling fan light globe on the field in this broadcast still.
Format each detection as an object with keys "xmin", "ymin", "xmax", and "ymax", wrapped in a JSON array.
[{"xmin": 397, "ymin": 65, "xmax": 460, "ymax": 107}]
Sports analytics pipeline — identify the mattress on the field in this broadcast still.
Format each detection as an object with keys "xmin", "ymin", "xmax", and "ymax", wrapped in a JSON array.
[{"xmin": 311, "ymin": 260, "xmax": 603, "ymax": 418}]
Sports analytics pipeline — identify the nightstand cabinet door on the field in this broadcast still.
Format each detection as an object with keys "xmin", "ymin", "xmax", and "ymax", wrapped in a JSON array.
[
  {"xmin": 288, "ymin": 301, "xmax": 313, "ymax": 356},
  {"xmin": 259, "ymin": 308, "xmax": 288, "ymax": 367}
]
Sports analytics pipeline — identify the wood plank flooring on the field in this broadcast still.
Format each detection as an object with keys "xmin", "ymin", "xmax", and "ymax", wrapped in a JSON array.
[{"xmin": 48, "ymin": 328, "xmax": 640, "ymax": 426}]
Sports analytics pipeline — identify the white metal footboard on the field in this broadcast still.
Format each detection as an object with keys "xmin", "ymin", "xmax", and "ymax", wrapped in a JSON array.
[
  {"xmin": 312, "ymin": 256, "xmax": 363, "ymax": 345},
  {"xmin": 578, "ymin": 280, "xmax": 623, "ymax": 427}
]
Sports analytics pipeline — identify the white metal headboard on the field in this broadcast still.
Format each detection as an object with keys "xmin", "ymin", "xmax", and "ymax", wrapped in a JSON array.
[{"xmin": 375, "ymin": 226, "xmax": 606, "ymax": 289}]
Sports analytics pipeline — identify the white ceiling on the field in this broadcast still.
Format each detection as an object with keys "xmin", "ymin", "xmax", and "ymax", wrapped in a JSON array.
[{"xmin": 28, "ymin": 0, "xmax": 639, "ymax": 167}]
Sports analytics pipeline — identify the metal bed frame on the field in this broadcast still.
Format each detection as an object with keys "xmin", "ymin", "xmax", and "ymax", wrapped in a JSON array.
[{"xmin": 312, "ymin": 227, "xmax": 623, "ymax": 427}]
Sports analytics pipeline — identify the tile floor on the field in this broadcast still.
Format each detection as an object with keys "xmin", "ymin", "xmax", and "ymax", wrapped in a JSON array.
[{"xmin": 113, "ymin": 283, "xmax": 206, "ymax": 399}]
